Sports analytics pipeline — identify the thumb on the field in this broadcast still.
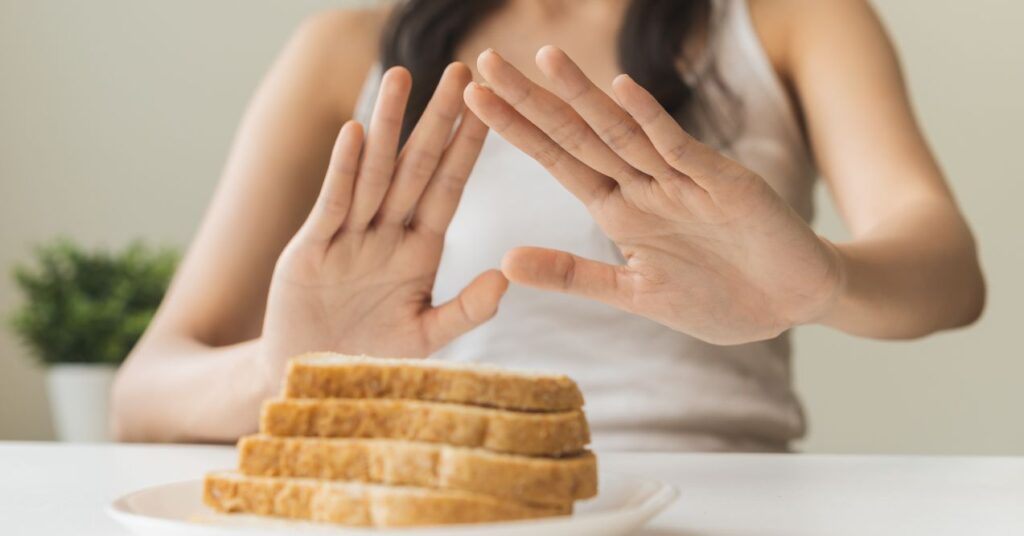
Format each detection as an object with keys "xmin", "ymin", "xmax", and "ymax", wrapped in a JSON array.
[
  {"xmin": 502, "ymin": 247, "xmax": 629, "ymax": 308},
  {"xmin": 423, "ymin": 269, "xmax": 509, "ymax": 349}
]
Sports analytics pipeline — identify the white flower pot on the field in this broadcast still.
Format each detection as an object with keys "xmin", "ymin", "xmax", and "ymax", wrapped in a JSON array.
[{"xmin": 46, "ymin": 364, "xmax": 117, "ymax": 442}]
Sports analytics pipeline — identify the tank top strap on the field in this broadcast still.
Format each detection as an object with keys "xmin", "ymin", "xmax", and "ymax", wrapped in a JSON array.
[{"xmin": 352, "ymin": 63, "xmax": 383, "ymax": 124}]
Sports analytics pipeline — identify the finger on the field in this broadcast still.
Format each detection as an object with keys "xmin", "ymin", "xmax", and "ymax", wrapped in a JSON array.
[
  {"xmin": 345, "ymin": 67, "xmax": 412, "ymax": 230},
  {"xmin": 295, "ymin": 121, "xmax": 364, "ymax": 245},
  {"xmin": 411, "ymin": 109, "xmax": 488, "ymax": 235},
  {"xmin": 464, "ymin": 81, "xmax": 615, "ymax": 206},
  {"xmin": 379, "ymin": 63, "xmax": 472, "ymax": 225},
  {"xmin": 535, "ymin": 46, "xmax": 687, "ymax": 183},
  {"xmin": 612, "ymin": 74, "xmax": 722, "ymax": 186},
  {"xmin": 501, "ymin": 247, "xmax": 631, "ymax": 309},
  {"xmin": 423, "ymin": 269, "xmax": 509, "ymax": 350},
  {"xmin": 476, "ymin": 49, "xmax": 644, "ymax": 186}
]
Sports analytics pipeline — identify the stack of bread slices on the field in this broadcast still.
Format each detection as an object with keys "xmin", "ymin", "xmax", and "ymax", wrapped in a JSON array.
[{"xmin": 203, "ymin": 353, "xmax": 598, "ymax": 527}]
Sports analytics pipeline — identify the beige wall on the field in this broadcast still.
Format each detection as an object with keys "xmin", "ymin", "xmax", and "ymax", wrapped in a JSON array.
[{"xmin": 1, "ymin": 1, "xmax": 1021, "ymax": 454}]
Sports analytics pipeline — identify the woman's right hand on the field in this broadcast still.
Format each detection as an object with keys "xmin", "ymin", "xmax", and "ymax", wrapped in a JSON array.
[{"xmin": 260, "ymin": 63, "xmax": 507, "ymax": 385}]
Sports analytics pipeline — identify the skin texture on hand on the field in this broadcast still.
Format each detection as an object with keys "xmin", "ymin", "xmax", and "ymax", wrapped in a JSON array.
[
  {"xmin": 261, "ymin": 63, "xmax": 508, "ymax": 382},
  {"xmin": 466, "ymin": 47, "xmax": 843, "ymax": 345}
]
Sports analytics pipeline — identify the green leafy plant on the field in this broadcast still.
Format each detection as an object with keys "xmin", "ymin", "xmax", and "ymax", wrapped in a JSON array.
[{"xmin": 9, "ymin": 239, "xmax": 178, "ymax": 366}]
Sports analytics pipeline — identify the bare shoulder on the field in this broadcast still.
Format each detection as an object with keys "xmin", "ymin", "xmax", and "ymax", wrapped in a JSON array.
[
  {"xmin": 282, "ymin": 5, "xmax": 395, "ymax": 118},
  {"xmin": 294, "ymin": 5, "xmax": 392, "ymax": 49},
  {"xmin": 747, "ymin": 0, "xmax": 894, "ymax": 70}
]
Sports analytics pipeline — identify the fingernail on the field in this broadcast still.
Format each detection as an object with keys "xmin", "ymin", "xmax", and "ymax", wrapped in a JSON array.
[{"xmin": 613, "ymin": 73, "xmax": 635, "ymax": 87}]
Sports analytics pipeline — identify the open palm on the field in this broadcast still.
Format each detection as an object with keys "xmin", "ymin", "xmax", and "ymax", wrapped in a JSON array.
[
  {"xmin": 466, "ymin": 47, "xmax": 843, "ymax": 345},
  {"xmin": 262, "ymin": 64, "xmax": 506, "ymax": 381}
]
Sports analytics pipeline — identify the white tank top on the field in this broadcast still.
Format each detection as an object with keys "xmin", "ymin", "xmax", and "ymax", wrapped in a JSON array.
[{"xmin": 354, "ymin": 0, "xmax": 816, "ymax": 452}]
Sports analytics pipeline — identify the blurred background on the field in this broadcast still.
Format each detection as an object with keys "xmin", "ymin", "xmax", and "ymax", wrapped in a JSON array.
[{"xmin": 1, "ymin": 0, "xmax": 1021, "ymax": 453}]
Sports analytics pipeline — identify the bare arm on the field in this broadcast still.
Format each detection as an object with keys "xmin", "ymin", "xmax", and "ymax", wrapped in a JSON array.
[
  {"xmin": 113, "ymin": 9, "xmax": 501, "ymax": 443},
  {"xmin": 111, "ymin": 11, "xmax": 382, "ymax": 442},
  {"xmin": 773, "ymin": 0, "xmax": 985, "ymax": 337},
  {"xmin": 462, "ymin": 0, "xmax": 983, "ymax": 346}
]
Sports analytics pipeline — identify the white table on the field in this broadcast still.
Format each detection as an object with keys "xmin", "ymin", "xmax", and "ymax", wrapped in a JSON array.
[{"xmin": 2, "ymin": 442, "xmax": 1022, "ymax": 535}]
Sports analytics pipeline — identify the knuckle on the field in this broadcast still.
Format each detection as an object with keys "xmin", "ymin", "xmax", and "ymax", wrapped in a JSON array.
[
  {"xmin": 532, "ymin": 143, "xmax": 565, "ymax": 170},
  {"xmin": 564, "ymin": 82, "xmax": 592, "ymax": 103},
  {"xmin": 377, "ymin": 109, "xmax": 404, "ymax": 128},
  {"xmin": 427, "ymin": 100, "xmax": 461, "ymax": 124},
  {"xmin": 332, "ymin": 161, "xmax": 359, "ymax": 177},
  {"xmin": 360, "ymin": 158, "xmax": 393, "ymax": 180},
  {"xmin": 490, "ymin": 107, "xmax": 517, "ymax": 134},
  {"xmin": 598, "ymin": 117, "xmax": 641, "ymax": 152},
  {"xmin": 664, "ymin": 141, "xmax": 694, "ymax": 167},
  {"xmin": 557, "ymin": 254, "xmax": 577, "ymax": 290},
  {"xmin": 548, "ymin": 117, "xmax": 589, "ymax": 153},
  {"xmin": 638, "ymin": 106, "xmax": 662, "ymax": 126},
  {"xmin": 404, "ymin": 147, "xmax": 442, "ymax": 177},
  {"xmin": 508, "ymin": 83, "xmax": 534, "ymax": 107},
  {"xmin": 318, "ymin": 192, "xmax": 348, "ymax": 216},
  {"xmin": 457, "ymin": 295, "xmax": 475, "ymax": 323},
  {"xmin": 617, "ymin": 164, "xmax": 648, "ymax": 184},
  {"xmin": 460, "ymin": 124, "xmax": 489, "ymax": 145},
  {"xmin": 433, "ymin": 171, "xmax": 468, "ymax": 194},
  {"xmin": 466, "ymin": 131, "xmax": 488, "ymax": 147}
]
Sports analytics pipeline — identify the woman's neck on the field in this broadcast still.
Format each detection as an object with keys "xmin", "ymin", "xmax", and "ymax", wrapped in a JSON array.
[
  {"xmin": 509, "ymin": 0, "xmax": 631, "ymax": 22},
  {"xmin": 457, "ymin": 0, "xmax": 628, "ymax": 98}
]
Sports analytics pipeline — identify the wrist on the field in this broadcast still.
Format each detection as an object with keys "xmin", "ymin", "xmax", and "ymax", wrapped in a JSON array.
[
  {"xmin": 254, "ymin": 337, "xmax": 287, "ymax": 399},
  {"xmin": 810, "ymin": 237, "xmax": 853, "ymax": 328}
]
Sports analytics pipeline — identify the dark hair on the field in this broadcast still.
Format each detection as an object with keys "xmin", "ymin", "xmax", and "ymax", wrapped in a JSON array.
[{"xmin": 381, "ymin": 0, "xmax": 716, "ymax": 145}]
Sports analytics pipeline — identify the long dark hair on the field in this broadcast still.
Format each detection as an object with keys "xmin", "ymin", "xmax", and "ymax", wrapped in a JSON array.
[{"xmin": 381, "ymin": 0, "xmax": 720, "ymax": 145}]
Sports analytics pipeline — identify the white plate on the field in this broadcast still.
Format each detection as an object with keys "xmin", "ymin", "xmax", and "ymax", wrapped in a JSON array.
[{"xmin": 107, "ymin": 472, "xmax": 677, "ymax": 536}]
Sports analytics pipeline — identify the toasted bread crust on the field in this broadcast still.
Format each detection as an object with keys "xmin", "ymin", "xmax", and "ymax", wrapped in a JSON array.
[
  {"xmin": 260, "ymin": 398, "xmax": 590, "ymax": 457},
  {"xmin": 203, "ymin": 472, "xmax": 570, "ymax": 527},
  {"xmin": 284, "ymin": 353, "xmax": 584, "ymax": 411},
  {"xmin": 238, "ymin": 435, "xmax": 597, "ymax": 506}
]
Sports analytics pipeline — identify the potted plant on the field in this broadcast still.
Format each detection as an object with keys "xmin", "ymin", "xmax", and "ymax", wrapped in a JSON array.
[{"xmin": 9, "ymin": 239, "xmax": 177, "ymax": 442}]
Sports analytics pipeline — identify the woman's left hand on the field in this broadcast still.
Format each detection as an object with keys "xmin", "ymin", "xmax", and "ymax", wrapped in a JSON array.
[{"xmin": 466, "ymin": 47, "xmax": 845, "ymax": 345}]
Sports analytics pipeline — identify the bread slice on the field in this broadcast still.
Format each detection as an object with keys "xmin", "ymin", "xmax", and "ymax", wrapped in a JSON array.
[
  {"xmin": 238, "ymin": 434, "xmax": 597, "ymax": 506},
  {"xmin": 283, "ymin": 353, "xmax": 583, "ymax": 411},
  {"xmin": 260, "ymin": 398, "xmax": 590, "ymax": 457},
  {"xmin": 204, "ymin": 471, "xmax": 570, "ymax": 527}
]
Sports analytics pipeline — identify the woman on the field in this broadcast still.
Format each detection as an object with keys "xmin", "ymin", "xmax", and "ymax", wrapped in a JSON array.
[{"xmin": 112, "ymin": 0, "xmax": 984, "ymax": 451}]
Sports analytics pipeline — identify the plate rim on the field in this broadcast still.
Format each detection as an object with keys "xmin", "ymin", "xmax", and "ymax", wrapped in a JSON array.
[{"xmin": 107, "ymin": 471, "xmax": 679, "ymax": 534}]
